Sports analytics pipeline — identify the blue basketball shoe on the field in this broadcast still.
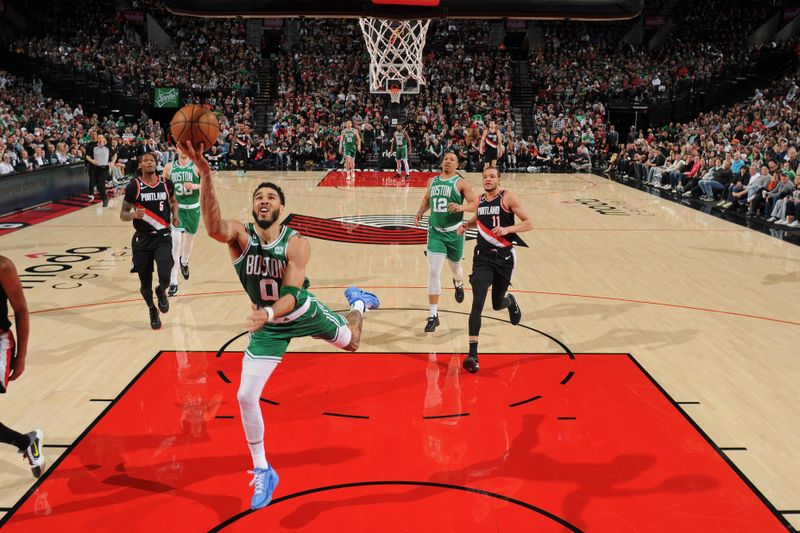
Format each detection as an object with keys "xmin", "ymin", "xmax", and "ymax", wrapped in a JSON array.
[
  {"xmin": 249, "ymin": 466, "xmax": 279, "ymax": 510},
  {"xmin": 344, "ymin": 287, "xmax": 381, "ymax": 310}
]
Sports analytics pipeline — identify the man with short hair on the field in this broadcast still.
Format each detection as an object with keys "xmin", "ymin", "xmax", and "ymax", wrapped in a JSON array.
[
  {"xmin": 183, "ymin": 140, "xmax": 380, "ymax": 511},
  {"xmin": 415, "ymin": 152, "xmax": 477, "ymax": 332},
  {"xmin": 455, "ymin": 168, "xmax": 532, "ymax": 373},
  {"xmin": 86, "ymin": 135, "xmax": 110, "ymax": 207}
]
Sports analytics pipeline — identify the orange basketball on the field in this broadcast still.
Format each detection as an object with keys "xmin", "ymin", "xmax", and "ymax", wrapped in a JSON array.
[{"xmin": 170, "ymin": 104, "xmax": 220, "ymax": 149}]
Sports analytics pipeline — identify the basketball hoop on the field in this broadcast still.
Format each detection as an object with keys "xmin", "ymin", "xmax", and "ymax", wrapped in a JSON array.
[
  {"xmin": 389, "ymin": 85, "xmax": 402, "ymax": 103},
  {"xmin": 359, "ymin": 18, "xmax": 431, "ymax": 96}
]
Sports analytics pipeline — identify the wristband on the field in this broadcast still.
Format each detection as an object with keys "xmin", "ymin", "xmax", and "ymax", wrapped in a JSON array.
[{"xmin": 265, "ymin": 306, "xmax": 275, "ymax": 323}]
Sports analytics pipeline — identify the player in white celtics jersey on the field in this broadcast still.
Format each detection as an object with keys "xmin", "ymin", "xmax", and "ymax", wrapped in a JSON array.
[
  {"xmin": 163, "ymin": 145, "xmax": 201, "ymax": 296},
  {"xmin": 183, "ymin": 140, "xmax": 380, "ymax": 512},
  {"xmin": 339, "ymin": 120, "xmax": 361, "ymax": 180},
  {"xmin": 390, "ymin": 123, "xmax": 411, "ymax": 178},
  {"xmin": 415, "ymin": 152, "xmax": 477, "ymax": 332}
]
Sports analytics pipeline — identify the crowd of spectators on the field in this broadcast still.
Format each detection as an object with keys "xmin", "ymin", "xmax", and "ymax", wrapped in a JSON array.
[
  {"xmin": 259, "ymin": 19, "xmax": 515, "ymax": 172},
  {"xmin": 10, "ymin": 0, "xmax": 260, "ymax": 101},
  {"xmin": 609, "ymin": 75, "xmax": 800, "ymax": 227}
]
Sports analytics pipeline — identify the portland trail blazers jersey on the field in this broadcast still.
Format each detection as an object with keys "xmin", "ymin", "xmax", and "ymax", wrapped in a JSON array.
[
  {"xmin": 485, "ymin": 131, "xmax": 500, "ymax": 150},
  {"xmin": 476, "ymin": 190, "xmax": 518, "ymax": 249},
  {"xmin": 124, "ymin": 177, "xmax": 174, "ymax": 232}
]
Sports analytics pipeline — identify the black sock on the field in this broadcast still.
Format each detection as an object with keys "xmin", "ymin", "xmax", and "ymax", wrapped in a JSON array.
[
  {"xmin": 0, "ymin": 423, "xmax": 30, "ymax": 451},
  {"xmin": 469, "ymin": 341, "xmax": 478, "ymax": 357}
]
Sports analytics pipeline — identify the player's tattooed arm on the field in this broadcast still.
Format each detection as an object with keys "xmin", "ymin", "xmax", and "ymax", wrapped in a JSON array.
[{"xmin": 120, "ymin": 201, "xmax": 144, "ymax": 222}]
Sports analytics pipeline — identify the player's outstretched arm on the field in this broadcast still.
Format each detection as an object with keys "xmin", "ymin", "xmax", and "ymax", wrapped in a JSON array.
[
  {"xmin": 183, "ymin": 141, "xmax": 245, "ymax": 248},
  {"xmin": 0, "ymin": 256, "xmax": 28, "ymax": 380}
]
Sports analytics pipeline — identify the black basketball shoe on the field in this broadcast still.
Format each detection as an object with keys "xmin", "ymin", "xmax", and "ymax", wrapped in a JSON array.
[
  {"xmin": 149, "ymin": 306, "xmax": 161, "ymax": 330},
  {"xmin": 180, "ymin": 258, "xmax": 189, "ymax": 280},
  {"xmin": 424, "ymin": 315, "xmax": 440, "ymax": 333},
  {"xmin": 156, "ymin": 287, "xmax": 169, "ymax": 313},
  {"xmin": 168, "ymin": 283, "xmax": 178, "ymax": 297},
  {"xmin": 463, "ymin": 354, "xmax": 480, "ymax": 373},
  {"xmin": 453, "ymin": 279, "xmax": 464, "ymax": 303},
  {"xmin": 507, "ymin": 294, "xmax": 521, "ymax": 325}
]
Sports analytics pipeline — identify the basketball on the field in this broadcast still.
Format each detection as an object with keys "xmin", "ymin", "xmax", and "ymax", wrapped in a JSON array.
[{"xmin": 170, "ymin": 104, "xmax": 220, "ymax": 149}]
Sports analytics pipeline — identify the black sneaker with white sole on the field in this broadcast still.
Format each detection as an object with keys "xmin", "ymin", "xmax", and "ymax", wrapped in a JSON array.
[
  {"xmin": 149, "ymin": 306, "xmax": 161, "ymax": 330},
  {"xmin": 156, "ymin": 287, "xmax": 169, "ymax": 313},
  {"xmin": 507, "ymin": 293, "xmax": 521, "ymax": 325},
  {"xmin": 168, "ymin": 283, "xmax": 178, "ymax": 297},
  {"xmin": 21, "ymin": 429, "xmax": 45, "ymax": 478},
  {"xmin": 453, "ymin": 279, "xmax": 464, "ymax": 303},
  {"xmin": 424, "ymin": 315, "xmax": 440, "ymax": 333},
  {"xmin": 463, "ymin": 354, "xmax": 480, "ymax": 373},
  {"xmin": 180, "ymin": 259, "xmax": 189, "ymax": 280}
]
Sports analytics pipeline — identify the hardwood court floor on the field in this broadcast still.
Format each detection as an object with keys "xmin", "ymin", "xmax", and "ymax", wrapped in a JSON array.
[{"xmin": 0, "ymin": 170, "xmax": 798, "ymax": 530}]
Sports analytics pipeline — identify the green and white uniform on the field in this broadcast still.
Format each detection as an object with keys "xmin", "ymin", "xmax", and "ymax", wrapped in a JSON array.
[
  {"xmin": 427, "ymin": 175, "xmax": 464, "ymax": 263},
  {"xmin": 170, "ymin": 160, "xmax": 201, "ymax": 234},
  {"xmin": 394, "ymin": 131, "xmax": 408, "ymax": 160},
  {"xmin": 341, "ymin": 129, "xmax": 358, "ymax": 159},
  {"xmin": 234, "ymin": 224, "xmax": 348, "ymax": 361}
]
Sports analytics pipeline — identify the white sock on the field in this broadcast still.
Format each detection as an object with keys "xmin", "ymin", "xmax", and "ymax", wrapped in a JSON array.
[
  {"xmin": 429, "ymin": 304, "xmax": 438, "ymax": 317},
  {"xmin": 180, "ymin": 233, "xmax": 195, "ymax": 266},
  {"xmin": 238, "ymin": 359, "xmax": 278, "ymax": 470},
  {"xmin": 170, "ymin": 228, "xmax": 181, "ymax": 285},
  {"xmin": 448, "ymin": 260, "xmax": 464, "ymax": 286},
  {"xmin": 351, "ymin": 300, "xmax": 366, "ymax": 314}
]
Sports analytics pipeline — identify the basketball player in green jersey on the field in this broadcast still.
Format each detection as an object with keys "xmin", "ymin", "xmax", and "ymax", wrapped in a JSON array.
[
  {"xmin": 415, "ymin": 152, "xmax": 477, "ymax": 332},
  {"xmin": 339, "ymin": 120, "xmax": 361, "ymax": 180},
  {"xmin": 390, "ymin": 123, "xmax": 411, "ymax": 179},
  {"xmin": 164, "ymin": 145, "xmax": 201, "ymax": 296},
  {"xmin": 182, "ymin": 140, "xmax": 380, "ymax": 512}
]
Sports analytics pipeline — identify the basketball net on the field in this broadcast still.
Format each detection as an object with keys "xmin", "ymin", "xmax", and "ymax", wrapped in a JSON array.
[{"xmin": 359, "ymin": 18, "xmax": 431, "ymax": 97}]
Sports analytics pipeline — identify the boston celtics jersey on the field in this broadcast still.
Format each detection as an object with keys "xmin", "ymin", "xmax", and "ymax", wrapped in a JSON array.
[
  {"xmin": 233, "ymin": 224, "xmax": 311, "ymax": 312},
  {"xmin": 169, "ymin": 160, "xmax": 200, "ymax": 208},
  {"xmin": 428, "ymin": 175, "xmax": 464, "ymax": 231},
  {"xmin": 394, "ymin": 132, "xmax": 408, "ymax": 149},
  {"xmin": 342, "ymin": 129, "xmax": 357, "ymax": 149}
]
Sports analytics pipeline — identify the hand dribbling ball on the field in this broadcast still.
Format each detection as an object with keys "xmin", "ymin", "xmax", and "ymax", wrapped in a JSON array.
[{"xmin": 170, "ymin": 104, "xmax": 220, "ymax": 149}]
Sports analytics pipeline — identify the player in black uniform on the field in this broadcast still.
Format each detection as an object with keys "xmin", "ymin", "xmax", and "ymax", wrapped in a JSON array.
[
  {"xmin": 456, "ymin": 168, "xmax": 533, "ymax": 373},
  {"xmin": 479, "ymin": 120, "xmax": 504, "ymax": 170},
  {"xmin": 0, "ymin": 255, "xmax": 45, "ymax": 478},
  {"xmin": 120, "ymin": 153, "xmax": 179, "ymax": 329}
]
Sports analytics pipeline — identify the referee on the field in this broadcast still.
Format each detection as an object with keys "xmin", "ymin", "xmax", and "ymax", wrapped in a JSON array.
[{"xmin": 86, "ymin": 135, "xmax": 110, "ymax": 207}]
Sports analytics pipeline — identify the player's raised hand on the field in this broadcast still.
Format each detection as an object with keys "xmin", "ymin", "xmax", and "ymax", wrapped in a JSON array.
[{"xmin": 183, "ymin": 141, "xmax": 210, "ymax": 175}]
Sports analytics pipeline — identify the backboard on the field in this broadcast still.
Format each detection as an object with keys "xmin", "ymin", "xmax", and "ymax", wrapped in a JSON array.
[{"xmin": 165, "ymin": 0, "xmax": 644, "ymax": 21}]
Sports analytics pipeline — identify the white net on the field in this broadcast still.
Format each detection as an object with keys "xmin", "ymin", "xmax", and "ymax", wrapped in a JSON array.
[{"xmin": 359, "ymin": 18, "xmax": 431, "ymax": 97}]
